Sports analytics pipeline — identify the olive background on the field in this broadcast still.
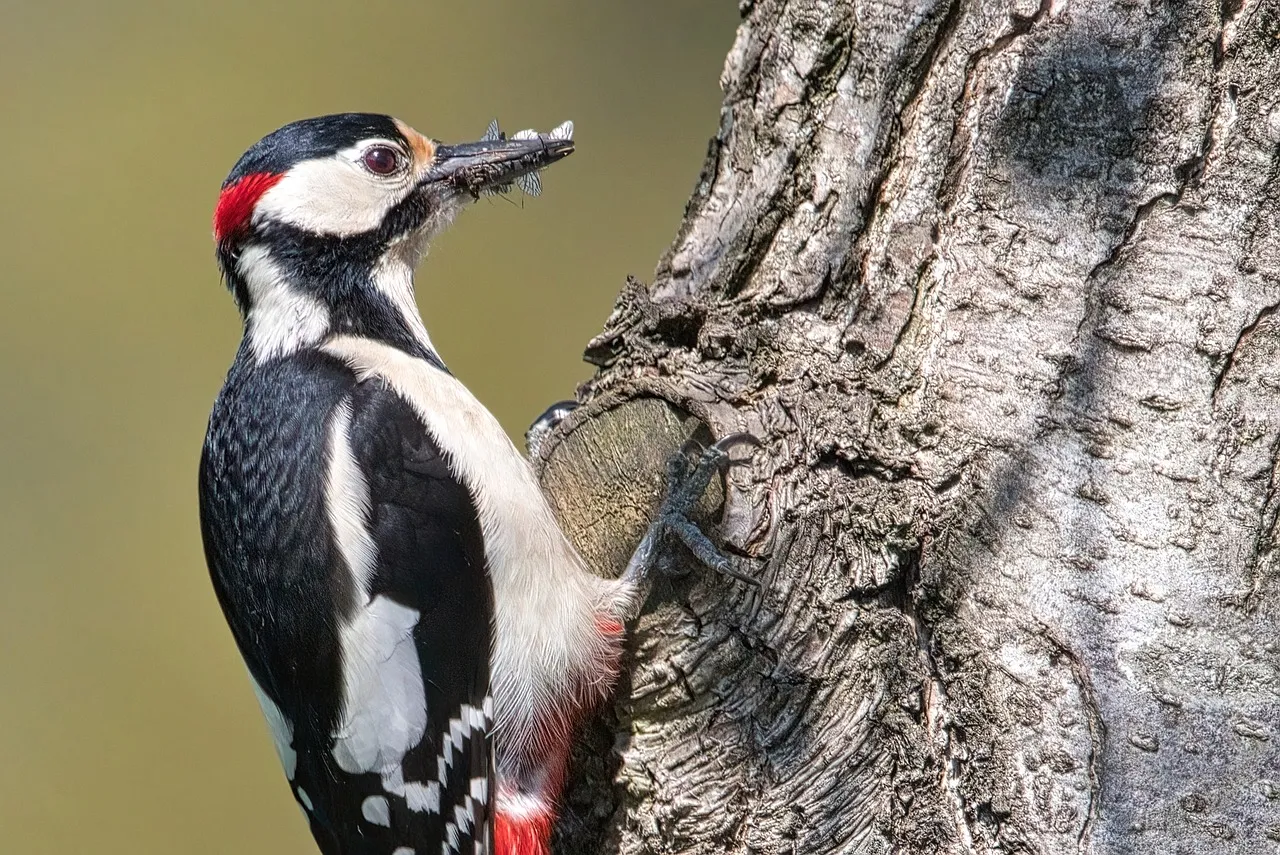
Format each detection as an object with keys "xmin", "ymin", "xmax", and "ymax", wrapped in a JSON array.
[{"xmin": 0, "ymin": 3, "xmax": 736, "ymax": 851}]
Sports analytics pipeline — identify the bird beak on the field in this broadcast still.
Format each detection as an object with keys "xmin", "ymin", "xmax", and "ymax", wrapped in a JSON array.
[{"xmin": 425, "ymin": 134, "xmax": 575, "ymax": 197}]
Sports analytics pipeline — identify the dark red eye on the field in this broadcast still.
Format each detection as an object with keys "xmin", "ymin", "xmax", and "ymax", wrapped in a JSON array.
[{"xmin": 362, "ymin": 146, "xmax": 401, "ymax": 175}]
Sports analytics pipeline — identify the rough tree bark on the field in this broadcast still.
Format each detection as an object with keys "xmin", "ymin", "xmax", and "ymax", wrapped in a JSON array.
[{"xmin": 532, "ymin": 1, "xmax": 1280, "ymax": 852}]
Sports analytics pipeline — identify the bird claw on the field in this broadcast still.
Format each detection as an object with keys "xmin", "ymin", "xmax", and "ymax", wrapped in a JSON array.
[
  {"xmin": 679, "ymin": 431, "xmax": 761, "ymax": 456},
  {"xmin": 623, "ymin": 431, "xmax": 763, "ymax": 591},
  {"xmin": 713, "ymin": 432, "xmax": 764, "ymax": 452}
]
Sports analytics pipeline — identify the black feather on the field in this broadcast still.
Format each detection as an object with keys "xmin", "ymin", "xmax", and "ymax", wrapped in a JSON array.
[{"xmin": 200, "ymin": 345, "xmax": 493, "ymax": 854}]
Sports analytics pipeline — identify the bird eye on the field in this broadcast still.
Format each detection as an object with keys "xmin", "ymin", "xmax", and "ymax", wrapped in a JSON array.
[{"xmin": 362, "ymin": 146, "xmax": 402, "ymax": 175}]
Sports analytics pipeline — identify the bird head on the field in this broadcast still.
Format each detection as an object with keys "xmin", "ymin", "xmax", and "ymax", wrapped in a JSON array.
[{"xmin": 211, "ymin": 113, "xmax": 574, "ymax": 362}]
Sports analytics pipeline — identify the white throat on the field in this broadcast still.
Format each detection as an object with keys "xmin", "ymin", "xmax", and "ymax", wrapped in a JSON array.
[{"xmin": 370, "ymin": 250, "xmax": 439, "ymax": 359}]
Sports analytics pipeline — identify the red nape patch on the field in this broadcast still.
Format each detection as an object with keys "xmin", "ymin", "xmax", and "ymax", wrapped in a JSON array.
[
  {"xmin": 213, "ymin": 172, "xmax": 283, "ymax": 242},
  {"xmin": 495, "ymin": 810, "xmax": 555, "ymax": 855}
]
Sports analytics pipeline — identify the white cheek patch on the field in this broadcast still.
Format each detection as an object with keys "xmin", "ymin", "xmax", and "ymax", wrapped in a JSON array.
[{"xmin": 254, "ymin": 151, "xmax": 412, "ymax": 237}]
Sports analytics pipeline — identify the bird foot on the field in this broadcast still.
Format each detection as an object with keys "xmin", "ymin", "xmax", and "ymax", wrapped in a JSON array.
[{"xmin": 621, "ymin": 433, "xmax": 761, "ymax": 592}]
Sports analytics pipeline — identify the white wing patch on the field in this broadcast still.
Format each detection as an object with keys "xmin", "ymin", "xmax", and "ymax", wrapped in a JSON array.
[
  {"xmin": 325, "ymin": 402, "xmax": 464, "ymax": 822},
  {"xmin": 439, "ymin": 704, "xmax": 488, "ymax": 776},
  {"xmin": 442, "ymin": 786, "xmax": 482, "ymax": 855},
  {"xmin": 361, "ymin": 795, "xmax": 392, "ymax": 827},
  {"xmin": 405, "ymin": 781, "xmax": 442, "ymax": 813},
  {"xmin": 379, "ymin": 766, "xmax": 441, "ymax": 815},
  {"xmin": 327, "ymin": 396, "xmax": 426, "ymax": 778},
  {"xmin": 249, "ymin": 673, "xmax": 297, "ymax": 780},
  {"xmin": 444, "ymin": 822, "xmax": 461, "ymax": 854},
  {"xmin": 331, "ymin": 595, "xmax": 428, "ymax": 775},
  {"xmin": 325, "ymin": 399, "xmax": 377, "ymax": 595}
]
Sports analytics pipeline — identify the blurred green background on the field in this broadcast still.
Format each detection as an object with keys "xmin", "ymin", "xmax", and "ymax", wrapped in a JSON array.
[{"xmin": 0, "ymin": 2, "xmax": 736, "ymax": 851}]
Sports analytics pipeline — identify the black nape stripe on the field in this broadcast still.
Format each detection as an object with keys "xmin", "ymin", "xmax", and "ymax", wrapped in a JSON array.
[{"xmin": 225, "ymin": 220, "xmax": 450, "ymax": 373}]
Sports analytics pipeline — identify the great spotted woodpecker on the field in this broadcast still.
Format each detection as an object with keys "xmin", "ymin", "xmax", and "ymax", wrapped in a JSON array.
[{"xmin": 199, "ymin": 113, "xmax": 754, "ymax": 855}]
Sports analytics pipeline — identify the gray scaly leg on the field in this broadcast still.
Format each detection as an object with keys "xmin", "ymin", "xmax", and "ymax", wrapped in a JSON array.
[{"xmin": 620, "ymin": 433, "xmax": 761, "ymax": 593}]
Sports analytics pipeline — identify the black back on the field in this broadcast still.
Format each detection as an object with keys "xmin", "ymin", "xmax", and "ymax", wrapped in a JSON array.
[{"xmin": 199, "ymin": 346, "xmax": 493, "ymax": 854}]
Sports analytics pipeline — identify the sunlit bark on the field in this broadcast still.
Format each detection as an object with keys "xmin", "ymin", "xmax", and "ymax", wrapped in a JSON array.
[{"xmin": 536, "ymin": 1, "xmax": 1280, "ymax": 852}]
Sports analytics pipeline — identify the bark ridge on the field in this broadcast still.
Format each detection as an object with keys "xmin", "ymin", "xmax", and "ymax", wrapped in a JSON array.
[{"xmin": 537, "ymin": 2, "xmax": 1280, "ymax": 852}]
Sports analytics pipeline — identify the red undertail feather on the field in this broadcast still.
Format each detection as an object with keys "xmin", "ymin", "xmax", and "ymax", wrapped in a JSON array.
[
  {"xmin": 213, "ymin": 172, "xmax": 282, "ymax": 242},
  {"xmin": 494, "ymin": 615, "xmax": 626, "ymax": 855},
  {"xmin": 495, "ymin": 809, "xmax": 555, "ymax": 855}
]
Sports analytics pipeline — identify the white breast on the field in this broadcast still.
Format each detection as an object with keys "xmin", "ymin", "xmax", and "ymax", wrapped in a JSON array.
[{"xmin": 321, "ymin": 336, "xmax": 608, "ymax": 733}]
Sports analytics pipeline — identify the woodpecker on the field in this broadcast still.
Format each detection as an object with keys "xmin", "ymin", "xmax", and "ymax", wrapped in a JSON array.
[{"xmin": 199, "ymin": 113, "xmax": 753, "ymax": 855}]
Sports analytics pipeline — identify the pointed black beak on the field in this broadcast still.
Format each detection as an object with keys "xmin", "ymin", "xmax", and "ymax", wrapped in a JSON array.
[{"xmin": 426, "ymin": 135, "xmax": 575, "ymax": 197}]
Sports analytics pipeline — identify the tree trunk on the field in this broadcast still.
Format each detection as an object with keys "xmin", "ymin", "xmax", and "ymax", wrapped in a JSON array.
[{"xmin": 533, "ymin": 1, "xmax": 1280, "ymax": 852}]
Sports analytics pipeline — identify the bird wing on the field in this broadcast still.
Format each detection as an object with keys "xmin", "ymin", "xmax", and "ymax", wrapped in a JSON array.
[
  {"xmin": 200, "ymin": 353, "xmax": 494, "ymax": 855},
  {"xmin": 337, "ymin": 377, "xmax": 495, "ymax": 854}
]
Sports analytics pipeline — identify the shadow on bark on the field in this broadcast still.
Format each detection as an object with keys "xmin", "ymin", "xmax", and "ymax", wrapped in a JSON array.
[{"xmin": 542, "ymin": 1, "xmax": 1280, "ymax": 852}]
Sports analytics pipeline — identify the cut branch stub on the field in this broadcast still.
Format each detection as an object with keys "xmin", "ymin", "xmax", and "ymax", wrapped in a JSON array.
[{"xmin": 535, "ymin": 396, "xmax": 725, "ymax": 580}]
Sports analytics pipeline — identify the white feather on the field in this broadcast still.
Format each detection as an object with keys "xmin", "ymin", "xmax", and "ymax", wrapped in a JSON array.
[
  {"xmin": 325, "ymin": 400, "xmax": 377, "ymax": 594},
  {"xmin": 448, "ymin": 718, "xmax": 466, "ymax": 759},
  {"xmin": 254, "ymin": 142, "xmax": 414, "ymax": 236},
  {"xmin": 249, "ymin": 673, "xmax": 297, "ymax": 780},
  {"xmin": 362, "ymin": 795, "xmax": 392, "ymax": 827},
  {"xmin": 320, "ymin": 336, "xmax": 611, "ymax": 769},
  {"xmin": 405, "ymin": 781, "xmax": 441, "ymax": 813},
  {"xmin": 331, "ymin": 596, "xmax": 428, "ymax": 776},
  {"xmin": 239, "ymin": 245, "xmax": 331, "ymax": 363}
]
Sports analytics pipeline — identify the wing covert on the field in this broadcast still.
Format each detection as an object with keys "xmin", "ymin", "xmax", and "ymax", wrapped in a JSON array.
[{"xmin": 332, "ymin": 378, "xmax": 495, "ymax": 854}]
